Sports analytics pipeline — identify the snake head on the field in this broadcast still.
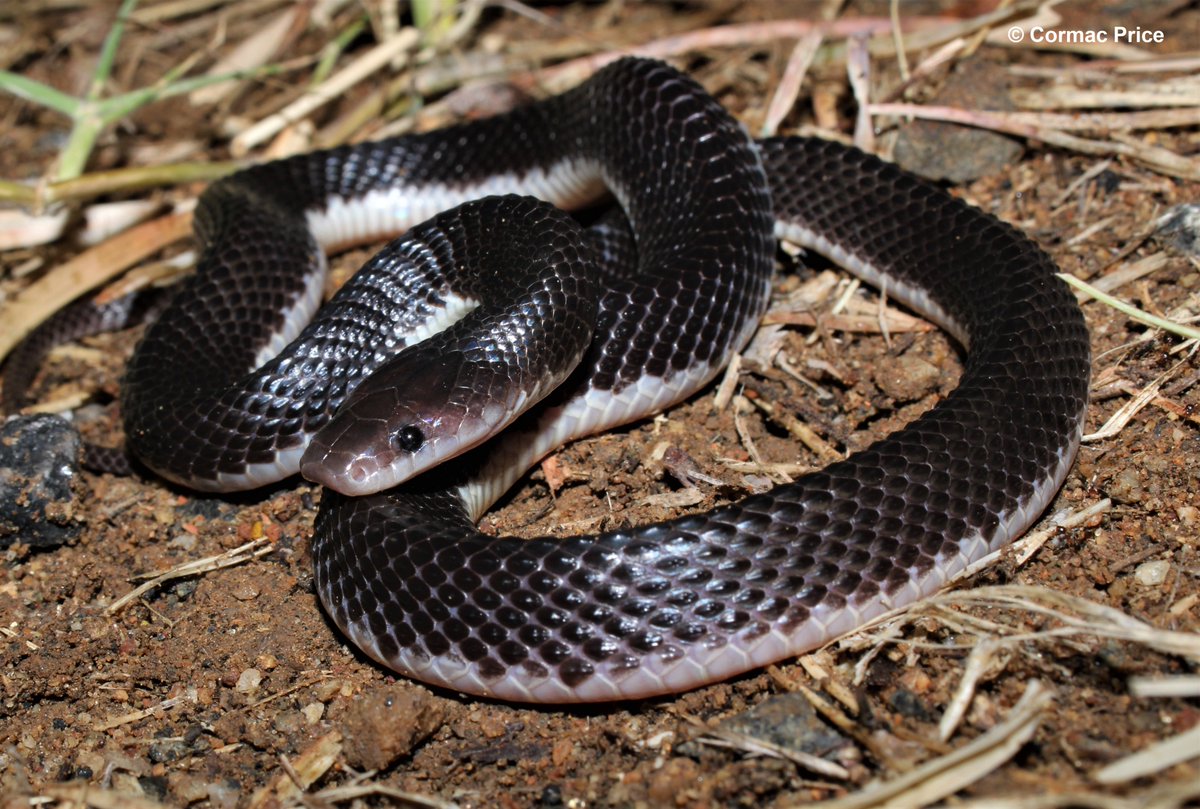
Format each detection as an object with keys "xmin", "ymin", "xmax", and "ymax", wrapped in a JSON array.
[{"xmin": 299, "ymin": 350, "xmax": 517, "ymax": 496}]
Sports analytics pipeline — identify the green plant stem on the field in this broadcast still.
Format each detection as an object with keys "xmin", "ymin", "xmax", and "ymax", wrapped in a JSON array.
[
  {"xmin": 1058, "ymin": 273, "xmax": 1200, "ymax": 341},
  {"xmin": 54, "ymin": 0, "xmax": 141, "ymax": 182},
  {"xmin": 0, "ymin": 162, "xmax": 241, "ymax": 208},
  {"xmin": 88, "ymin": 0, "xmax": 140, "ymax": 102}
]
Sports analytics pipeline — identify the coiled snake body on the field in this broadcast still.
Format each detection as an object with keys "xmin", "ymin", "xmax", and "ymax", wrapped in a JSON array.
[{"xmin": 117, "ymin": 58, "xmax": 1089, "ymax": 702}]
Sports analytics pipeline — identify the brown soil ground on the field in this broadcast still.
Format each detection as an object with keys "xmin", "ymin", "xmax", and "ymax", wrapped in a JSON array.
[{"xmin": 2, "ymin": 2, "xmax": 1199, "ymax": 808}]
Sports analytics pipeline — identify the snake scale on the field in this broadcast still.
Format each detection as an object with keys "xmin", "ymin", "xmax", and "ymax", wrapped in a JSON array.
[{"xmin": 45, "ymin": 58, "xmax": 1094, "ymax": 702}]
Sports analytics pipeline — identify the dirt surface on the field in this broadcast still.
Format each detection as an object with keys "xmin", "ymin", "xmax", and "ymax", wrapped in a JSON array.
[{"xmin": 2, "ymin": 2, "xmax": 1199, "ymax": 808}]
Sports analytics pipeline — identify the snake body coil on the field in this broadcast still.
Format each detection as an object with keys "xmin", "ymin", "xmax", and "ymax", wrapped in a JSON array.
[{"xmin": 119, "ymin": 59, "xmax": 1089, "ymax": 702}]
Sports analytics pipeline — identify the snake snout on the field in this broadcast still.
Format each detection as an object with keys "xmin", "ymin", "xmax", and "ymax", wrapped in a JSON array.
[{"xmin": 300, "ymin": 445, "xmax": 388, "ymax": 495}]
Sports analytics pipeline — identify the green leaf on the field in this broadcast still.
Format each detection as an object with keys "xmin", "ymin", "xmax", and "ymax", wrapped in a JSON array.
[{"xmin": 0, "ymin": 71, "xmax": 79, "ymax": 117}]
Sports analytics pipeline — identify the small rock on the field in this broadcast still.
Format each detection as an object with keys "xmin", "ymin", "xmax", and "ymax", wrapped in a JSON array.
[
  {"xmin": 646, "ymin": 757, "xmax": 701, "ymax": 806},
  {"xmin": 892, "ymin": 60, "xmax": 1023, "ymax": 183},
  {"xmin": 148, "ymin": 737, "xmax": 189, "ymax": 764},
  {"xmin": 230, "ymin": 581, "xmax": 259, "ymax": 601},
  {"xmin": 539, "ymin": 784, "xmax": 565, "ymax": 807},
  {"xmin": 301, "ymin": 702, "xmax": 324, "ymax": 724},
  {"xmin": 138, "ymin": 775, "xmax": 169, "ymax": 801},
  {"xmin": 1134, "ymin": 559, "xmax": 1170, "ymax": 586},
  {"xmin": 875, "ymin": 354, "xmax": 942, "ymax": 403},
  {"xmin": 339, "ymin": 685, "xmax": 446, "ymax": 771},
  {"xmin": 272, "ymin": 710, "xmax": 306, "ymax": 735},
  {"xmin": 235, "ymin": 668, "xmax": 262, "ymax": 694},
  {"xmin": 206, "ymin": 779, "xmax": 240, "ymax": 809},
  {"xmin": 1107, "ymin": 468, "xmax": 1144, "ymax": 504},
  {"xmin": 1156, "ymin": 203, "xmax": 1200, "ymax": 258},
  {"xmin": 167, "ymin": 533, "xmax": 197, "ymax": 551},
  {"xmin": 716, "ymin": 692, "xmax": 849, "ymax": 758},
  {"xmin": 168, "ymin": 772, "xmax": 210, "ymax": 804},
  {"xmin": 0, "ymin": 414, "xmax": 84, "ymax": 549},
  {"xmin": 889, "ymin": 687, "xmax": 932, "ymax": 721}
]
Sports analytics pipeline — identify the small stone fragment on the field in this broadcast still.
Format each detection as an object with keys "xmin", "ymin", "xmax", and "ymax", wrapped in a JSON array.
[
  {"xmin": 874, "ymin": 354, "xmax": 942, "ymax": 403},
  {"xmin": 230, "ymin": 581, "xmax": 260, "ymax": 601},
  {"xmin": 168, "ymin": 532, "xmax": 197, "ymax": 551},
  {"xmin": 892, "ymin": 61, "xmax": 1023, "ymax": 182},
  {"xmin": 646, "ymin": 757, "xmax": 701, "ymax": 806},
  {"xmin": 716, "ymin": 692, "xmax": 850, "ymax": 758},
  {"xmin": 1108, "ymin": 468, "xmax": 1144, "ymax": 504},
  {"xmin": 339, "ymin": 685, "xmax": 446, "ymax": 771},
  {"xmin": 301, "ymin": 702, "xmax": 324, "ymax": 724},
  {"xmin": 235, "ymin": 668, "xmax": 262, "ymax": 694},
  {"xmin": 889, "ymin": 687, "xmax": 932, "ymax": 720},
  {"xmin": 272, "ymin": 710, "xmax": 305, "ymax": 735},
  {"xmin": 168, "ymin": 772, "xmax": 210, "ymax": 805},
  {"xmin": 1156, "ymin": 203, "xmax": 1200, "ymax": 258},
  {"xmin": 0, "ymin": 414, "xmax": 84, "ymax": 549},
  {"xmin": 1134, "ymin": 560, "xmax": 1170, "ymax": 586}
]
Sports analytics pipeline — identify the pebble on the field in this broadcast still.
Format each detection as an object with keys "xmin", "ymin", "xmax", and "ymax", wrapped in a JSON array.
[
  {"xmin": 646, "ymin": 757, "xmax": 701, "ymax": 806},
  {"xmin": 1156, "ymin": 203, "xmax": 1200, "ymax": 258},
  {"xmin": 892, "ymin": 61, "xmax": 1023, "ymax": 182},
  {"xmin": 0, "ymin": 414, "xmax": 83, "ymax": 549},
  {"xmin": 339, "ymin": 685, "xmax": 446, "ymax": 771},
  {"xmin": 715, "ymin": 692, "xmax": 849, "ymax": 758},
  {"xmin": 168, "ymin": 532, "xmax": 197, "ymax": 551},
  {"xmin": 301, "ymin": 702, "xmax": 324, "ymax": 724},
  {"xmin": 1107, "ymin": 467, "xmax": 1144, "ymax": 504},
  {"xmin": 1134, "ymin": 560, "xmax": 1170, "ymax": 586},
  {"xmin": 235, "ymin": 668, "xmax": 262, "ymax": 694},
  {"xmin": 169, "ymin": 772, "xmax": 210, "ymax": 804},
  {"xmin": 874, "ymin": 354, "xmax": 942, "ymax": 404}
]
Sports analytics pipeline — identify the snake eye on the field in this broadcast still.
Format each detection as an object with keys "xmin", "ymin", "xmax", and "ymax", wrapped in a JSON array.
[{"xmin": 392, "ymin": 425, "xmax": 425, "ymax": 453}]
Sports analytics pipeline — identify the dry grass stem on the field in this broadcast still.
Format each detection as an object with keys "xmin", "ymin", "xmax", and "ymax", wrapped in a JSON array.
[
  {"xmin": 0, "ymin": 210, "xmax": 194, "ymax": 363},
  {"xmin": 762, "ymin": 0, "xmax": 846, "ymax": 137},
  {"xmin": 1085, "ymin": 254, "xmax": 1170, "ymax": 296},
  {"xmin": 956, "ymin": 498, "xmax": 1111, "ymax": 575},
  {"xmin": 748, "ymin": 397, "xmax": 843, "ymax": 463},
  {"xmin": 1013, "ymin": 78, "xmax": 1200, "ymax": 109},
  {"xmin": 247, "ymin": 730, "xmax": 341, "ymax": 808},
  {"xmin": 793, "ymin": 681, "xmax": 1052, "ymax": 809},
  {"xmin": 1128, "ymin": 674, "xmax": 1200, "ymax": 698},
  {"xmin": 762, "ymin": 29, "xmax": 827, "ymax": 138},
  {"xmin": 938, "ymin": 638, "xmax": 1008, "ymax": 742},
  {"xmin": 698, "ymin": 729, "xmax": 851, "ymax": 779},
  {"xmin": 1085, "ymin": 353, "xmax": 1195, "ymax": 442},
  {"xmin": 189, "ymin": 6, "xmax": 301, "ymax": 105},
  {"xmin": 521, "ymin": 2, "xmax": 1041, "ymax": 94},
  {"xmin": 36, "ymin": 782, "xmax": 172, "ymax": 809},
  {"xmin": 302, "ymin": 781, "xmax": 461, "ymax": 809},
  {"xmin": 867, "ymin": 103, "xmax": 1200, "ymax": 179},
  {"xmin": 763, "ymin": 309, "xmax": 933, "ymax": 334},
  {"xmin": 847, "ymin": 34, "xmax": 874, "ymax": 151},
  {"xmin": 712, "ymin": 351, "xmax": 742, "ymax": 412},
  {"xmin": 92, "ymin": 694, "xmax": 190, "ymax": 733},
  {"xmin": 107, "ymin": 537, "xmax": 274, "ymax": 614},
  {"xmin": 1093, "ymin": 722, "xmax": 1200, "ymax": 784},
  {"xmin": 929, "ymin": 586, "xmax": 1200, "ymax": 662},
  {"xmin": 954, "ymin": 779, "xmax": 1200, "ymax": 809},
  {"xmin": 230, "ymin": 28, "xmax": 419, "ymax": 156},
  {"xmin": 732, "ymin": 394, "xmax": 791, "ymax": 483}
]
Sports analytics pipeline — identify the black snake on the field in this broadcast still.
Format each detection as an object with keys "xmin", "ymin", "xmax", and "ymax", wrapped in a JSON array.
[{"xmin": 27, "ymin": 58, "xmax": 1093, "ymax": 702}]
